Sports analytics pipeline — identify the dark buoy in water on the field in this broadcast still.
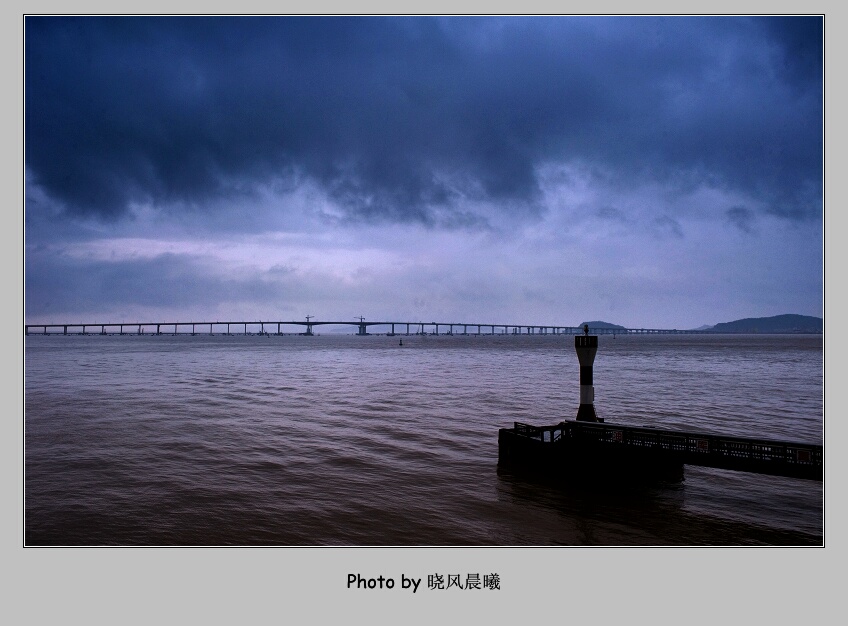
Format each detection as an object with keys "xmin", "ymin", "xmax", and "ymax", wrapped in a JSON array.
[{"xmin": 575, "ymin": 324, "xmax": 602, "ymax": 422}]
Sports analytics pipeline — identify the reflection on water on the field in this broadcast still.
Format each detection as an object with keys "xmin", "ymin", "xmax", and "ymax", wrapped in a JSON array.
[{"xmin": 495, "ymin": 465, "xmax": 821, "ymax": 546}]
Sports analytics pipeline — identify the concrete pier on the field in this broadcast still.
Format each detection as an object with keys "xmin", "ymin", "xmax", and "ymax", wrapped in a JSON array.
[
  {"xmin": 498, "ymin": 421, "xmax": 823, "ymax": 481},
  {"xmin": 497, "ymin": 321, "xmax": 822, "ymax": 481}
]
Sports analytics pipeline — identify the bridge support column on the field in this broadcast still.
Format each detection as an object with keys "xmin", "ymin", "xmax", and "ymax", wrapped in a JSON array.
[
  {"xmin": 63, "ymin": 325, "xmax": 67, "ymax": 335},
  {"xmin": 575, "ymin": 325, "xmax": 601, "ymax": 422}
]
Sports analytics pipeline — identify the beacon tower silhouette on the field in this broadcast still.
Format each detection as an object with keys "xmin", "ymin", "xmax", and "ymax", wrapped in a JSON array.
[{"xmin": 575, "ymin": 324, "xmax": 602, "ymax": 422}]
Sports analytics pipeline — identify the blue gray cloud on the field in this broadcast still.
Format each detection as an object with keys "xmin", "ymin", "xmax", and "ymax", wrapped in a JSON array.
[
  {"xmin": 25, "ymin": 16, "xmax": 822, "ymax": 225},
  {"xmin": 24, "ymin": 16, "xmax": 824, "ymax": 328}
]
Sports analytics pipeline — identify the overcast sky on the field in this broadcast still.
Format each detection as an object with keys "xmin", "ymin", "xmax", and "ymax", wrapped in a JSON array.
[{"xmin": 24, "ymin": 16, "xmax": 823, "ymax": 329}]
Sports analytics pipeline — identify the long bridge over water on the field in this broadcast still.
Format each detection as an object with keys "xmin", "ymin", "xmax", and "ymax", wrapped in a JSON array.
[{"xmin": 24, "ymin": 318, "xmax": 710, "ymax": 337}]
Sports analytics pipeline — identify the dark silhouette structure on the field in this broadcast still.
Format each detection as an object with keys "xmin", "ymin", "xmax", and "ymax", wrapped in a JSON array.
[
  {"xmin": 499, "ymin": 326, "xmax": 823, "ymax": 481},
  {"xmin": 575, "ymin": 324, "xmax": 601, "ymax": 422}
]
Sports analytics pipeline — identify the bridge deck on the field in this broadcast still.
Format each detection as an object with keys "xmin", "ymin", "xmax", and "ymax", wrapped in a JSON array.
[
  {"xmin": 24, "ymin": 321, "xmax": 713, "ymax": 336},
  {"xmin": 498, "ymin": 420, "xmax": 823, "ymax": 481}
]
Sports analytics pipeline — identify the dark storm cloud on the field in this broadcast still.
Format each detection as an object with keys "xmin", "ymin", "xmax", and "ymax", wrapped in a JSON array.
[
  {"xmin": 25, "ymin": 16, "xmax": 822, "ymax": 224},
  {"xmin": 726, "ymin": 206, "xmax": 757, "ymax": 234}
]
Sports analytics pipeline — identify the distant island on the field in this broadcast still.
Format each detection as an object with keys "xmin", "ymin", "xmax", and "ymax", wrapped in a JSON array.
[
  {"xmin": 579, "ymin": 321, "xmax": 628, "ymax": 331},
  {"xmin": 582, "ymin": 314, "xmax": 822, "ymax": 334},
  {"xmin": 704, "ymin": 314, "xmax": 822, "ymax": 334}
]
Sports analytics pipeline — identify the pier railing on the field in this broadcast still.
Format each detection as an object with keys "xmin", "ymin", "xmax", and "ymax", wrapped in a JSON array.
[{"xmin": 507, "ymin": 421, "xmax": 822, "ymax": 480}]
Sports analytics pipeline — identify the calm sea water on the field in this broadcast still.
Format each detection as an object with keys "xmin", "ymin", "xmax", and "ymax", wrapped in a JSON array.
[{"xmin": 24, "ymin": 333, "xmax": 823, "ymax": 546}]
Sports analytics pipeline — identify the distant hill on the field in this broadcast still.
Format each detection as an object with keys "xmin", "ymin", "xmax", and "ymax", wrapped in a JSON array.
[
  {"xmin": 579, "ymin": 321, "xmax": 628, "ymax": 330},
  {"xmin": 708, "ymin": 314, "xmax": 822, "ymax": 334}
]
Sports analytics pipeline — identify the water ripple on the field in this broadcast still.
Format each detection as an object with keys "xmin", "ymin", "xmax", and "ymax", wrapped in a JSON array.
[{"xmin": 25, "ymin": 334, "xmax": 823, "ymax": 545}]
